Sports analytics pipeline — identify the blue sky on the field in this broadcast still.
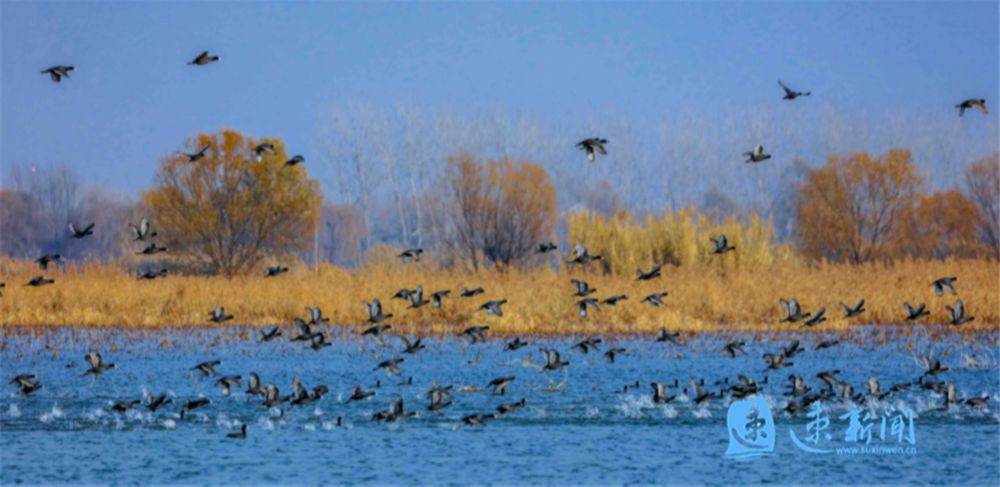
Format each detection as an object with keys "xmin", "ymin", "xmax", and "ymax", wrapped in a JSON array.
[{"xmin": 2, "ymin": 1, "xmax": 997, "ymax": 194}]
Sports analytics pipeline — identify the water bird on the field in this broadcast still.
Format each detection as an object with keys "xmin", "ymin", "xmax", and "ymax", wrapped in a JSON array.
[
  {"xmin": 361, "ymin": 323, "xmax": 391, "ymax": 346},
  {"xmin": 505, "ymin": 337, "xmax": 528, "ymax": 351},
  {"xmin": 34, "ymin": 254, "xmax": 62, "ymax": 270},
  {"xmin": 787, "ymin": 375, "xmax": 811, "ymax": 397},
  {"xmin": 462, "ymin": 413, "xmax": 495, "ymax": 426},
  {"xmin": 604, "ymin": 347, "xmax": 627, "ymax": 363},
  {"xmin": 463, "ymin": 326, "xmax": 490, "ymax": 343},
  {"xmin": 365, "ymin": 299, "xmax": 393, "ymax": 324},
  {"xmin": 763, "ymin": 353, "xmax": 793, "ymax": 369},
  {"xmin": 651, "ymin": 382, "xmax": 675, "ymax": 404},
  {"xmin": 259, "ymin": 326, "xmax": 281, "ymax": 342},
  {"xmin": 904, "ymin": 302, "xmax": 930, "ymax": 321},
  {"xmin": 265, "ymin": 265, "xmax": 288, "ymax": 277},
  {"xmin": 643, "ymin": 292, "xmax": 669, "ymax": 306},
  {"xmin": 375, "ymin": 358, "xmax": 404, "ymax": 376},
  {"xmin": 721, "ymin": 340, "xmax": 746, "ymax": 358},
  {"xmin": 778, "ymin": 80, "xmax": 810, "ymax": 100},
  {"xmin": 865, "ymin": 376, "xmax": 889, "ymax": 400},
  {"xmin": 262, "ymin": 385, "xmax": 284, "ymax": 408},
  {"xmin": 308, "ymin": 333, "xmax": 331, "ymax": 351},
  {"xmin": 398, "ymin": 248, "xmax": 423, "ymax": 262},
  {"xmin": 252, "ymin": 143, "xmax": 276, "ymax": 161},
  {"xmin": 780, "ymin": 298, "xmax": 811, "ymax": 323},
  {"xmin": 349, "ymin": 385, "xmax": 376, "ymax": 402},
  {"xmin": 569, "ymin": 244, "xmax": 602, "ymax": 265},
  {"xmin": 216, "ymin": 375, "xmax": 242, "ymax": 396},
  {"xmin": 921, "ymin": 357, "xmax": 948, "ymax": 378},
  {"xmin": 180, "ymin": 397, "xmax": 211, "ymax": 418},
  {"xmin": 408, "ymin": 287, "xmax": 430, "ymax": 308},
  {"xmin": 487, "ymin": 376, "xmax": 515, "ymax": 396},
  {"xmin": 372, "ymin": 398, "xmax": 415, "ymax": 422},
  {"xmin": 536, "ymin": 242, "xmax": 558, "ymax": 254},
  {"xmin": 637, "ymin": 264, "xmax": 661, "ymax": 280},
  {"xmin": 932, "ymin": 277, "xmax": 958, "ymax": 296},
  {"xmin": 965, "ymin": 396, "xmax": 990, "ymax": 408},
  {"xmin": 602, "ymin": 295, "xmax": 628, "ymax": 306},
  {"xmin": 802, "ymin": 308, "xmax": 827, "ymax": 327},
  {"xmin": 227, "ymin": 424, "xmax": 247, "ymax": 439},
  {"xmin": 291, "ymin": 319, "xmax": 319, "ymax": 342},
  {"xmin": 460, "ymin": 287, "xmax": 484, "ymax": 297},
  {"xmin": 191, "ymin": 360, "xmax": 221, "ymax": 377},
  {"xmin": 83, "ymin": 352, "xmax": 115, "ymax": 377},
  {"xmin": 956, "ymin": 99, "xmax": 988, "ymax": 116},
  {"xmin": 27, "ymin": 276, "xmax": 55, "ymax": 287},
  {"xmin": 576, "ymin": 137, "xmax": 608, "ymax": 161},
  {"xmin": 188, "ymin": 51, "xmax": 220, "ymax": 65},
  {"xmin": 112, "ymin": 399, "xmax": 141, "ymax": 413},
  {"xmin": 480, "ymin": 300, "xmax": 507, "ymax": 317},
  {"xmin": 208, "ymin": 307, "xmax": 233, "ymax": 324},
  {"xmin": 11, "ymin": 375, "xmax": 42, "ymax": 396},
  {"xmin": 689, "ymin": 379, "xmax": 721, "ymax": 404},
  {"xmin": 137, "ymin": 243, "xmax": 167, "ymax": 255},
  {"xmin": 305, "ymin": 307, "xmax": 330, "ymax": 325},
  {"xmin": 840, "ymin": 299, "xmax": 866, "ymax": 318},
  {"xmin": 782, "ymin": 340, "xmax": 805, "ymax": 358},
  {"xmin": 245, "ymin": 373, "xmax": 264, "ymax": 397},
  {"xmin": 711, "ymin": 235, "xmax": 736, "ymax": 254},
  {"xmin": 656, "ymin": 328, "xmax": 681, "ymax": 344},
  {"xmin": 571, "ymin": 279, "xmax": 596, "ymax": 297},
  {"xmin": 283, "ymin": 155, "xmax": 305, "ymax": 167},
  {"xmin": 138, "ymin": 268, "xmax": 167, "ymax": 280},
  {"xmin": 129, "ymin": 218, "xmax": 157, "ymax": 240},
  {"xmin": 816, "ymin": 370, "xmax": 845, "ymax": 391},
  {"xmin": 427, "ymin": 385, "xmax": 453, "ymax": 411},
  {"xmin": 186, "ymin": 144, "xmax": 209, "ymax": 162},
  {"xmin": 497, "ymin": 398, "xmax": 526, "ymax": 415},
  {"xmin": 541, "ymin": 349, "xmax": 569, "ymax": 371},
  {"xmin": 146, "ymin": 392, "xmax": 172, "ymax": 412},
  {"xmin": 573, "ymin": 337, "xmax": 602, "ymax": 354},
  {"xmin": 946, "ymin": 299, "xmax": 974, "ymax": 326},
  {"xmin": 577, "ymin": 298, "xmax": 600, "ymax": 317},
  {"xmin": 400, "ymin": 336, "xmax": 426, "ymax": 354},
  {"xmin": 730, "ymin": 375, "xmax": 763, "ymax": 398},
  {"xmin": 431, "ymin": 290, "xmax": 450, "ymax": 308},
  {"xmin": 814, "ymin": 339, "xmax": 840, "ymax": 350},
  {"xmin": 742, "ymin": 145, "xmax": 771, "ymax": 163},
  {"xmin": 68, "ymin": 222, "xmax": 94, "ymax": 239},
  {"xmin": 41, "ymin": 65, "xmax": 74, "ymax": 82}
]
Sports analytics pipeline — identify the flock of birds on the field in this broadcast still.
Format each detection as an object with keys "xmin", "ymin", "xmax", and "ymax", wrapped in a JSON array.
[{"xmin": 7, "ymin": 49, "xmax": 992, "ymax": 440}]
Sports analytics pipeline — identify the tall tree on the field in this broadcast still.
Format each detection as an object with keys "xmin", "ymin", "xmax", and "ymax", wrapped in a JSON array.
[
  {"xmin": 143, "ymin": 130, "xmax": 321, "ymax": 276},
  {"xmin": 964, "ymin": 153, "xmax": 1000, "ymax": 258}
]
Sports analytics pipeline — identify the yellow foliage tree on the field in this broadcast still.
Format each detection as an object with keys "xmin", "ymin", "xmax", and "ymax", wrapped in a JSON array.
[
  {"xmin": 897, "ymin": 189, "xmax": 980, "ymax": 259},
  {"xmin": 143, "ymin": 130, "xmax": 321, "ymax": 276},
  {"xmin": 796, "ymin": 149, "xmax": 924, "ymax": 263},
  {"xmin": 440, "ymin": 153, "xmax": 557, "ymax": 269}
]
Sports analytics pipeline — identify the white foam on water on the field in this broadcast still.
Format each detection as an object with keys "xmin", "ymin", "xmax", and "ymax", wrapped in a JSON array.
[
  {"xmin": 313, "ymin": 406, "xmax": 323, "ymax": 416},
  {"xmin": 161, "ymin": 419, "xmax": 177, "ymax": 429},
  {"xmin": 39, "ymin": 404, "xmax": 65, "ymax": 423},
  {"xmin": 691, "ymin": 404, "xmax": 713, "ymax": 419},
  {"xmin": 303, "ymin": 423, "xmax": 316, "ymax": 431},
  {"xmin": 657, "ymin": 405, "xmax": 679, "ymax": 419},
  {"xmin": 585, "ymin": 406, "xmax": 600, "ymax": 418},
  {"xmin": 322, "ymin": 421, "xmax": 336, "ymax": 430},
  {"xmin": 7, "ymin": 404, "xmax": 21, "ymax": 418},
  {"xmin": 257, "ymin": 417, "xmax": 275, "ymax": 431}
]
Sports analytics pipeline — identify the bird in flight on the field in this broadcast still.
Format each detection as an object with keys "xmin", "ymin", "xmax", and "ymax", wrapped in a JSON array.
[
  {"xmin": 778, "ymin": 80, "xmax": 810, "ymax": 100},
  {"xmin": 956, "ymin": 99, "xmax": 988, "ymax": 117},
  {"xmin": 41, "ymin": 65, "xmax": 75, "ymax": 82},
  {"xmin": 188, "ymin": 51, "xmax": 220, "ymax": 66},
  {"xmin": 576, "ymin": 138, "xmax": 608, "ymax": 161}
]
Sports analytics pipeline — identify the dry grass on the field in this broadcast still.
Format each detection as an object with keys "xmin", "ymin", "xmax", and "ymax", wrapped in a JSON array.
[{"xmin": 0, "ymin": 257, "xmax": 997, "ymax": 336}]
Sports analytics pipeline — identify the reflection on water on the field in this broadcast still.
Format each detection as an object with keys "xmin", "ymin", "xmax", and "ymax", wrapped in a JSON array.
[{"xmin": 1, "ymin": 326, "xmax": 998, "ymax": 485}]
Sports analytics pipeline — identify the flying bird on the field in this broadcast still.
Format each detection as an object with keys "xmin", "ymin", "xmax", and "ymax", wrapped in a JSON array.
[
  {"xmin": 742, "ymin": 145, "xmax": 771, "ymax": 163},
  {"xmin": 778, "ymin": 80, "xmax": 810, "ymax": 100},
  {"xmin": 932, "ymin": 277, "xmax": 957, "ymax": 296},
  {"xmin": 69, "ymin": 223, "xmax": 95, "ymax": 239},
  {"xmin": 956, "ymin": 99, "xmax": 988, "ymax": 117},
  {"xmin": 284, "ymin": 155, "xmax": 305, "ymax": 166},
  {"xmin": 188, "ymin": 51, "xmax": 220, "ymax": 66},
  {"xmin": 711, "ymin": 235, "xmax": 736, "ymax": 254},
  {"xmin": 576, "ymin": 138, "xmax": 609, "ymax": 161},
  {"xmin": 41, "ymin": 65, "xmax": 75, "ymax": 82}
]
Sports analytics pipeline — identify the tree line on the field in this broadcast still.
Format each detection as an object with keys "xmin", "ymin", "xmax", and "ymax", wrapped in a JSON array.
[{"xmin": 1, "ymin": 129, "xmax": 997, "ymax": 275}]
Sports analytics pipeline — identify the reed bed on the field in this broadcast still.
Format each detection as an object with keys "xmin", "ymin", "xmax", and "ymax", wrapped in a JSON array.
[{"xmin": 1, "ymin": 257, "xmax": 997, "ymax": 337}]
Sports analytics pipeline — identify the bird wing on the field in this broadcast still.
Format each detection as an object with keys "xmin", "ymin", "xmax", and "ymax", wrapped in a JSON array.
[{"xmin": 778, "ymin": 80, "xmax": 793, "ymax": 95}]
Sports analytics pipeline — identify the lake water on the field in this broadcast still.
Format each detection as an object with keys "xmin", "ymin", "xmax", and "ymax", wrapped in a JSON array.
[{"xmin": 1, "ymin": 326, "xmax": 998, "ymax": 485}]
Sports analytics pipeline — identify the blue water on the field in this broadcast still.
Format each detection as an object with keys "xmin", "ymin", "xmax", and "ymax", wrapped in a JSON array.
[{"xmin": 1, "ymin": 326, "xmax": 998, "ymax": 485}]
